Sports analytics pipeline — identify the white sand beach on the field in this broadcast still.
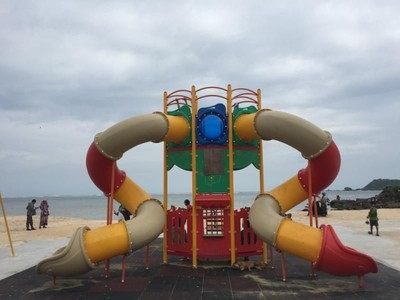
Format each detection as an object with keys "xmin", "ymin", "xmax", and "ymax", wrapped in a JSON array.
[
  {"xmin": 0, "ymin": 215, "xmax": 105, "ymax": 247},
  {"xmin": 1, "ymin": 209, "xmax": 399, "ymax": 280}
]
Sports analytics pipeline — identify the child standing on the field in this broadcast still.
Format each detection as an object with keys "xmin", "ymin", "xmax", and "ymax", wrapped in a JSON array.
[{"xmin": 367, "ymin": 204, "xmax": 379, "ymax": 236}]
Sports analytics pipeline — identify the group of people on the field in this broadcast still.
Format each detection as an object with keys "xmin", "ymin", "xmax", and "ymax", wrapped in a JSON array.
[
  {"xmin": 26, "ymin": 195, "xmax": 380, "ymax": 240},
  {"xmin": 26, "ymin": 197, "xmax": 189, "ymax": 230},
  {"xmin": 26, "ymin": 199, "xmax": 50, "ymax": 231},
  {"xmin": 314, "ymin": 193, "xmax": 380, "ymax": 236},
  {"xmin": 112, "ymin": 199, "xmax": 192, "ymax": 222},
  {"xmin": 306, "ymin": 192, "xmax": 330, "ymax": 217},
  {"xmin": 170, "ymin": 199, "xmax": 192, "ymax": 212},
  {"xmin": 26, "ymin": 199, "xmax": 136, "ymax": 230}
]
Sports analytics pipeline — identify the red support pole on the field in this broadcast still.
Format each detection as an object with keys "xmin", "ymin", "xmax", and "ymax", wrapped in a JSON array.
[
  {"xmin": 307, "ymin": 160, "xmax": 317, "ymax": 279},
  {"xmin": 307, "ymin": 161, "xmax": 314, "ymax": 228},
  {"xmin": 105, "ymin": 161, "xmax": 116, "ymax": 279},
  {"xmin": 269, "ymin": 245, "xmax": 275, "ymax": 269},
  {"xmin": 280, "ymin": 252, "xmax": 287, "ymax": 282},
  {"xmin": 108, "ymin": 161, "xmax": 116, "ymax": 225},
  {"xmin": 313, "ymin": 195, "xmax": 319, "ymax": 228},
  {"xmin": 358, "ymin": 275, "xmax": 365, "ymax": 288},
  {"xmin": 121, "ymin": 255, "xmax": 126, "ymax": 283},
  {"xmin": 146, "ymin": 244, "xmax": 150, "ymax": 270}
]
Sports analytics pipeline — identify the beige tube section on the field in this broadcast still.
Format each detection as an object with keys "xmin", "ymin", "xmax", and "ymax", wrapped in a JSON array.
[
  {"xmin": 36, "ymin": 227, "xmax": 97, "ymax": 277},
  {"xmin": 95, "ymin": 112, "xmax": 189, "ymax": 160},
  {"xmin": 254, "ymin": 110, "xmax": 331, "ymax": 159},
  {"xmin": 249, "ymin": 194, "xmax": 283, "ymax": 244},
  {"xmin": 95, "ymin": 112, "xmax": 189, "ymax": 215},
  {"xmin": 126, "ymin": 200, "xmax": 166, "ymax": 251},
  {"xmin": 95, "ymin": 112, "xmax": 169, "ymax": 160}
]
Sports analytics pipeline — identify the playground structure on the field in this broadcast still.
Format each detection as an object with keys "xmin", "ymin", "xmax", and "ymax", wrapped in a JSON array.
[
  {"xmin": 36, "ymin": 85, "xmax": 377, "ymax": 281},
  {"xmin": 164, "ymin": 87, "xmax": 265, "ymax": 264}
]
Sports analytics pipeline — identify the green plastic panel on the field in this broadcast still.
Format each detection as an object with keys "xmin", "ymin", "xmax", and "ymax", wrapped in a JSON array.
[
  {"xmin": 233, "ymin": 148, "xmax": 260, "ymax": 170},
  {"xmin": 167, "ymin": 150, "xmax": 192, "ymax": 171}
]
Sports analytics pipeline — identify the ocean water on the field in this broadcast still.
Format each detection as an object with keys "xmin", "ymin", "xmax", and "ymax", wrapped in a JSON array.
[{"xmin": 1, "ymin": 190, "xmax": 380, "ymax": 220}]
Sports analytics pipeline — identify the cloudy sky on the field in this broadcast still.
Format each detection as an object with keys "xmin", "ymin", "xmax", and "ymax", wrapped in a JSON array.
[{"xmin": 1, "ymin": 1, "xmax": 399, "ymax": 197}]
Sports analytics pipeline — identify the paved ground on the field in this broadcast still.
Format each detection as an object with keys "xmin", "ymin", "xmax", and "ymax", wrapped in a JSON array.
[{"xmin": 0, "ymin": 238, "xmax": 398, "ymax": 299}]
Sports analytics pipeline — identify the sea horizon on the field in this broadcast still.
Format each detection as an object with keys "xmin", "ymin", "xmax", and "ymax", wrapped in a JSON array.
[
  {"xmin": 1, "ymin": 189, "xmax": 382, "ymax": 199},
  {"xmin": 1, "ymin": 190, "xmax": 381, "ymax": 220}
]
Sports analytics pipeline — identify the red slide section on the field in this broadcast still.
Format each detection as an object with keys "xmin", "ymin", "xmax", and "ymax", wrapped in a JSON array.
[
  {"xmin": 297, "ymin": 141, "xmax": 377, "ymax": 276},
  {"xmin": 298, "ymin": 141, "xmax": 341, "ymax": 195},
  {"xmin": 86, "ymin": 142, "xmax": 126, "ymax": 195},
  {"xmin": 314, "ymin": 225, "xmax": 378, "ymax": 276}
]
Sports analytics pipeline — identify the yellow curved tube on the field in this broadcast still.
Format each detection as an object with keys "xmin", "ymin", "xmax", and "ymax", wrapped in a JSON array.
[
  {"xmin": 269, "ymin": 175, "xmax": 308, "ymax": 212},
  {"xmin": 269, "ymin": 174, "xmax": 321, "ymax": 262},
  {"xmin": 275, "ymin": 219, "xmax": 322, "ymax": 262},
  {"xmin": 165, "ymin": 115, "xmax": 190, "ymax": 143},
  {"xmin": 84, "ymin": 222, "xmax": 129, "ymax": 263},
  {"xmin": 114, "ymin": 176, "xmax": 151, "ymax": 215},
  {"xmin": 234, "ymin": 113, "xmax": 258, "ymax": 142}
]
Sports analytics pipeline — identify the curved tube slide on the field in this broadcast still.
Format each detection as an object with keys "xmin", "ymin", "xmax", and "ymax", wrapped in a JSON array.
[
  {"xmin": 36, "ymin": 113, "xmax": 190, "ymax": 276},
  {"xmin": 236, "ymin": 110, "xmax": 377, "ymax": 276},
  {"xmin": 37, "ymin": 109, "xmax": 377, "ymax": 277}
]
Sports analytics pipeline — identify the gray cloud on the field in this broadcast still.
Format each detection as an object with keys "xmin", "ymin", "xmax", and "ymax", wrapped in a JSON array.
[{"xmin": 1, "ymin": 0, "xmax": 399, "ymax": 197}]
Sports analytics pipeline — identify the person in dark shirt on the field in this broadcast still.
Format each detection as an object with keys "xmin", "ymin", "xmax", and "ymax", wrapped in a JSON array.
[
  {"xmin": 184, "ymin": 199, "xmax": 192, "ymax": 211},
  {"xmin": 114, "ymin": 204, "xmax": 132, "ymax": 221},
  {"xmin": 26, "ymin": 199, "xmax": 38, "ymax": 230}
]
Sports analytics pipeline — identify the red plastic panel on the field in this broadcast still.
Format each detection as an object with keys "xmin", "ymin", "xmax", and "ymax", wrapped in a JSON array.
[
  {"xmin": 234, "ymin": 208, "xmax": 263, "ymax": 256},
  {"xmin": 166, "ymin": 206, "xmax": 263, "ymax": 259},
  {"xmin": 195, "ymin": 193, "xmax": 231, "ymax": 208},
  {"xmin": 166, "ymin": 208, "xmax": 193, "ymax": 256}
]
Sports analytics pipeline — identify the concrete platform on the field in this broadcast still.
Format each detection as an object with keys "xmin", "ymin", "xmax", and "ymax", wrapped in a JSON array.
[{"xmin": 0, "ymin": 238, "xmax": 398, "ymax": 299}]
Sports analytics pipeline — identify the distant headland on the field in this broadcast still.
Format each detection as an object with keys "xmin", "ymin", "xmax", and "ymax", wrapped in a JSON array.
[
  {"xmin": 343, "ymin": 178, "xmax": 400, "ymax": 191},
  {"xmin": 331, "ymin": 179, "xmax": 400, "ymax": 210}
]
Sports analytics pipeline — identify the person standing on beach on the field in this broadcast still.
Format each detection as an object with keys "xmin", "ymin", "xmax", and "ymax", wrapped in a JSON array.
[
  {"xmin": 319, "ymin": 192, "xmax": 328, "ymax": 216},
  {"xmin": 39, "ymin": 199, "xmax": 50, "ymax": 228},
  {"xmin": 26, "ymin": 199, "xmax": 38, "ymax": 231},
  {"xmin": 367, "ymin": 204, "xmax": 379, "ymax": 236},
  {"xmin": 184, "ymin": 199, "xmax": 192, "ymax": 212},
  {"xmin": 114, "ymin": 204, "xmax": 131, "ymax": 221}
]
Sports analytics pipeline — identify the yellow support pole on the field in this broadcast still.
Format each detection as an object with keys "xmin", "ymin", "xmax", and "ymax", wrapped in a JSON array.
[
  {"xmin": 162, "ymin": 91, "xmax": 168, "ymax": 264},
  {"xmin": 191, "ymin": 85, "xmax": 198, "ymax": 268},
  {"xmin": 227, "ymin": 84, "xmax": 236, "ymax": 265},
  {"xmin": 256, "ymin": 89, "xmax": 268, "ymax": 264},
  {"xmin": 0, "ymin": 193, "xmax": 15, "ymax": 256},
  {"xmin": 257, "ymin": 89, "xmax": 264, "ymax": 194}
]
